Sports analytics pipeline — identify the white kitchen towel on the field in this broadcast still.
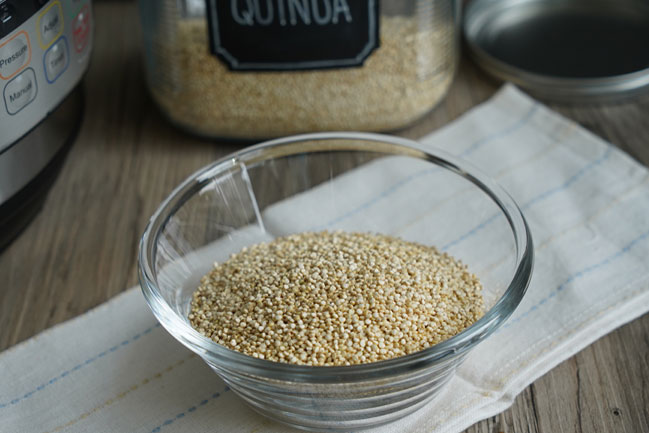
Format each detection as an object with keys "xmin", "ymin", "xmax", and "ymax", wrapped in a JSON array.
[{"xmin": 2, "ymin": 85, "xmax": 649, "ymax": 433}]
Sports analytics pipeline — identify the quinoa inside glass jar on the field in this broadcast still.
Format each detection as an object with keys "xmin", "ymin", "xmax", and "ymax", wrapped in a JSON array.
[{"xmin": 138, "ymin": 0, "xmax": 460, "ymax": 139}]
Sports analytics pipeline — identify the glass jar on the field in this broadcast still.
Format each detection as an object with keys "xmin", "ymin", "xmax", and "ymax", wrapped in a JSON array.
[{"xmin": 138, "ymin": 1, "xmax": 460, "ymax": 139}]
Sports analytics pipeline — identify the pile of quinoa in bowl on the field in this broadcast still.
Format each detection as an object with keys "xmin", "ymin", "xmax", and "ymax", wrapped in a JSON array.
[{"xmin": 189, "ymin": 231, "xmax": 484, "ymax": 366}]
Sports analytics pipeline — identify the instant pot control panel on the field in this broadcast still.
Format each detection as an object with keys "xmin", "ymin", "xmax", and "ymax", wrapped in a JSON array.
[{"xmin": 0, "ymin": 0, "xmax": 93, "ymax": 152}]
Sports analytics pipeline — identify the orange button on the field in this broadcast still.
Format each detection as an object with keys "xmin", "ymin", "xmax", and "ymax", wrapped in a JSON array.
[{"xmin": 0, "ymin": 31, "xmax": 31, "ymax": 80}]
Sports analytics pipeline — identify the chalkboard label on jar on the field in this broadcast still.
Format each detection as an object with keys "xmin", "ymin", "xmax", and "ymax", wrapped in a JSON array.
[{"xmin": 205, "ymin": 0, "xmax": 380, "ymax": 71}]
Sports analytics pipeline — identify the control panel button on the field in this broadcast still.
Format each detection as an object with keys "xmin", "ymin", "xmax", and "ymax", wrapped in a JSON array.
[
  {"xmin": 4, "ymin": 67, "xmax": 37, "ymax": 114},
  {"xmin": 0, "ymin": 31, "xmax": 31, "ymax": 80},
  {"xmin": 44, "ymin": 36, "xmax": 67, "ymax": 83},
  {"xmin": 37, "ymin": 1, "xmax": 63, "ymax": 49},
  {"xmin": 72, "ymin": 5, "xmax": 89, "ymax": 53}
]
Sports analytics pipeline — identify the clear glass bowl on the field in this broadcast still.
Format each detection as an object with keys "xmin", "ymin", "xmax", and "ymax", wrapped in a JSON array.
[{"xmin": 138, "ymin": 132, "xmax": 533, "ymax": 431}]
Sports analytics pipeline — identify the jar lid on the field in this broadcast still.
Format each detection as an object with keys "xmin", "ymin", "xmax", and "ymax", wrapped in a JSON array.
[{"xmin": 463, "ymin": 0, "xmax": 649, "ymax": 102}]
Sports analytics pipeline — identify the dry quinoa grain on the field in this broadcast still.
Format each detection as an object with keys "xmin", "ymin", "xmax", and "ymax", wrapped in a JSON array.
[
  {"xmin": 149, "ymin": 16, "xmax": 455, "ymax": 139},
  {"xmin": 189, "ymin": 231, "xmax": 483, "ymax": 366}
]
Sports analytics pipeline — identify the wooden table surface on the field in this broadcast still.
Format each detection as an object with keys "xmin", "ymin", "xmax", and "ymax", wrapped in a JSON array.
[{"xmin": 2, "ymin": 2, "xmax": 648, "ymax": 432}]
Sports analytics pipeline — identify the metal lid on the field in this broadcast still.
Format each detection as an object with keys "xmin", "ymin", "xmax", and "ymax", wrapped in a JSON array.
[{"xmin": 463, "ymin": 0, "xmax": 649, "ymax": 102}]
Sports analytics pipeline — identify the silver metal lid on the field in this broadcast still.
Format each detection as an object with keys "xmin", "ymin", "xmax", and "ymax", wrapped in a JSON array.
[{"xmin": 463, "ymin": 0, "xmax": 649, "ymax": 102}]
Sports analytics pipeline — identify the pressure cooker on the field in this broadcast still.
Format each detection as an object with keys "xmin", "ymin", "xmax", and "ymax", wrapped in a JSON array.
[{"xmin": 0, "ymin": 0, "xmax": 92, "ymax": 250}]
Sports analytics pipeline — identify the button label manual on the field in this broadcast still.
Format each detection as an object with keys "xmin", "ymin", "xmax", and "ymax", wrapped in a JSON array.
[{"xmin": 4, "ymin": 68, "xmax": 37, "ymax": 114}]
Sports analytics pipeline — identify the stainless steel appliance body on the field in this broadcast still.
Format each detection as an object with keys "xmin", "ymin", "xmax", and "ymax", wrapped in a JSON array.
[{"xmin": 0, "ymin": 0, "xmax": 93, "ymax": 249}]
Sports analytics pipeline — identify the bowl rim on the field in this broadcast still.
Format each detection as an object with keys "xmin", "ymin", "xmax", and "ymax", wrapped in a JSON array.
[{"xmin": 138, "ymin": 131, "xmax": 534, "ymax": 381}]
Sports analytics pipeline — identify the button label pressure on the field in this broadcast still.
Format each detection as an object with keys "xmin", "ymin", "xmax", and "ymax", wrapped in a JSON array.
[{"xmin": 0, "ymin": 31, "xmax": 31, "ymax": 80}]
